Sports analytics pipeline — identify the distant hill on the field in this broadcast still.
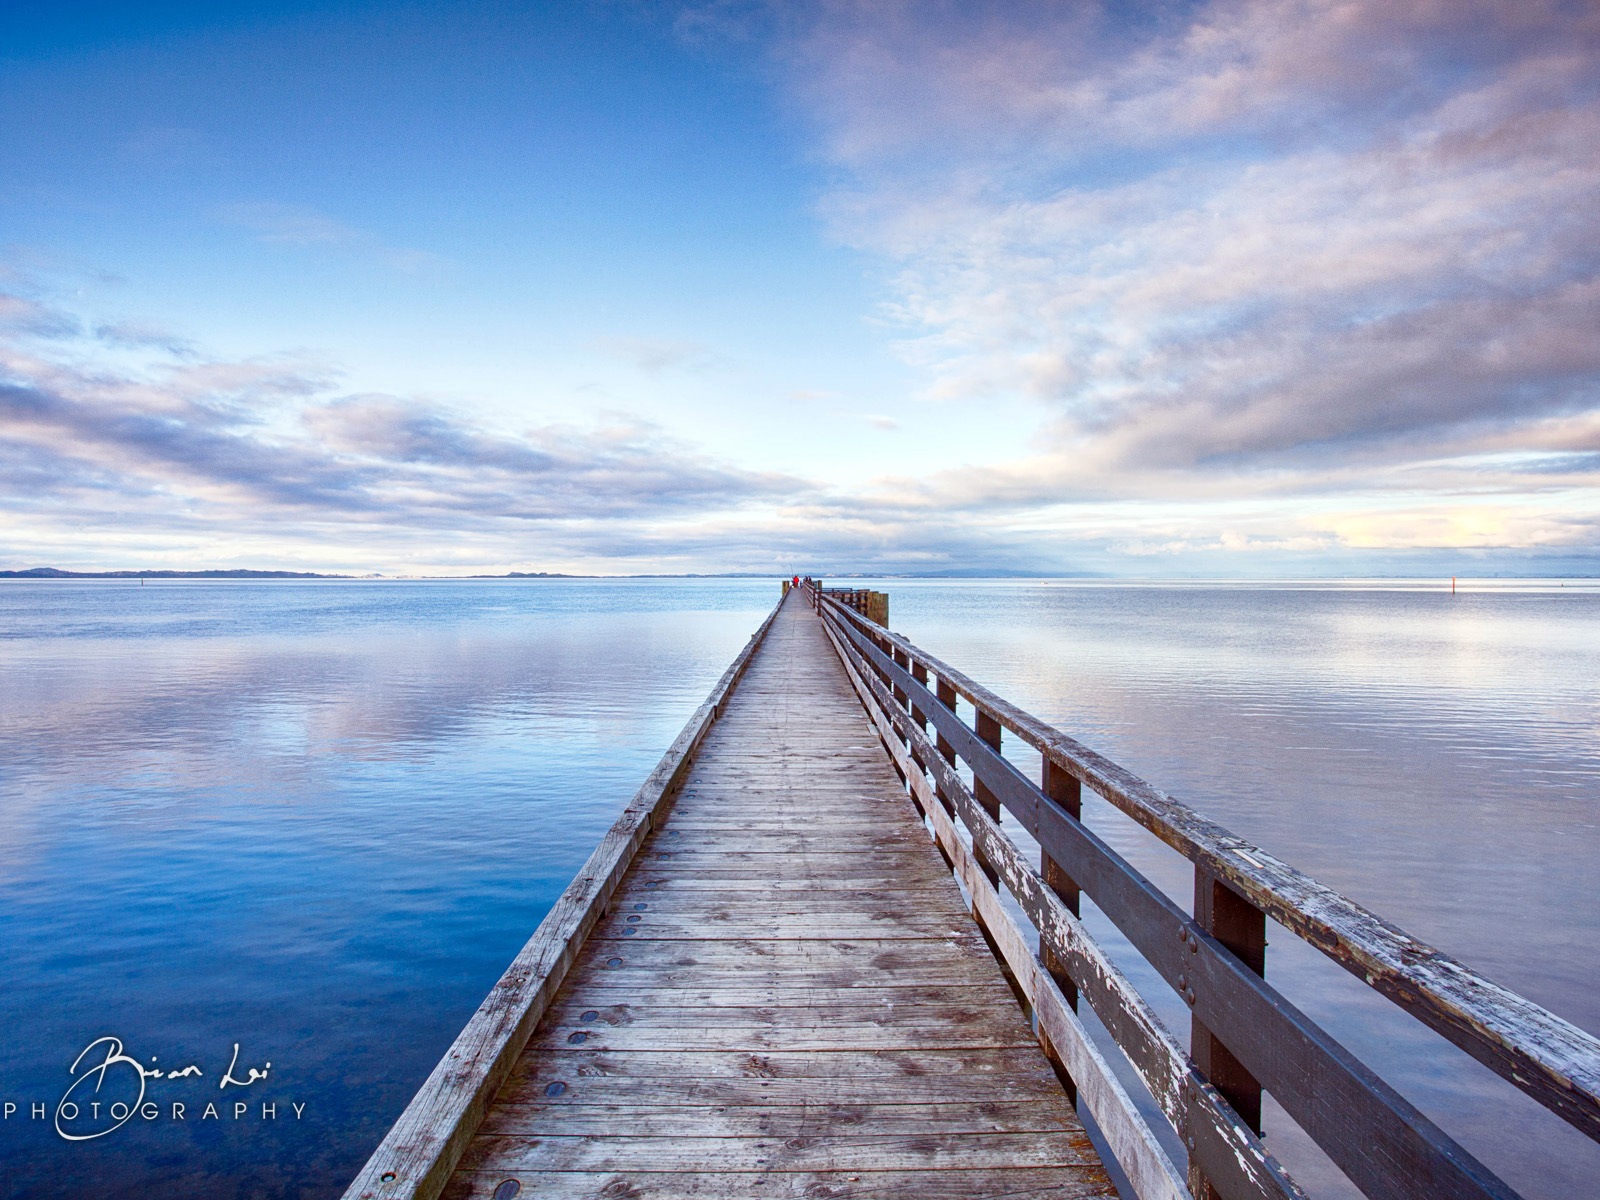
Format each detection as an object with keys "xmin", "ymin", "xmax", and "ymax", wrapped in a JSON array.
[{"xmin": 0, "ymin": 567, "xmax": 347, "ymax": 579}]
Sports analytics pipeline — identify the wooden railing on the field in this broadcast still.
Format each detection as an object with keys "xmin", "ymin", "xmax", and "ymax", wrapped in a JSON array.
[
  {"xmin": 803, "ymin": 581, "xmax": 1600, "ymax": 1200},
  {"xmin": 821, "ymin": 585, "xmax": 889, "ymax": 626}
]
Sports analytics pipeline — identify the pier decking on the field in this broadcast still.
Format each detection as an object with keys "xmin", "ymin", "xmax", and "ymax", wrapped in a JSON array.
[
  {"xmin": 348, "ymin": 582, "xmax": 1600, "ymax": 1200},
  {"xmin": 436, "ymin": 592, "xmax": 1112, "ymax": 1198}
]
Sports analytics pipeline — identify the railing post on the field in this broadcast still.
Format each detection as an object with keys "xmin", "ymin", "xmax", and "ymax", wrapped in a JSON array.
[
  {"xmin": 934, "ymin": 678, "xmax": 959, "ymax": 818},
  {"xmin": 1190, "ymin": 866, "xmax": 1267, "ymax": 1199},
  {"xmin": 973, "ymin": 710, "xmax": 1003, "ymax": 887},
  {"xmin": 1041, "ymin": 756, "xmax": 1083, "ymax": 1104},
  {"xmin": 907, "ymin": 662, "xmax": 931, "ymax": 776},
  {"xmin": 1041, "ymin": 759, "xmax": 1082, "ymax": 1006}
]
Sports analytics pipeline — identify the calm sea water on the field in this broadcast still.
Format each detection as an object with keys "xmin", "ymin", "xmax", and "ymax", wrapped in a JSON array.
[{"xmin": 0, "ymin": 578, "xmax": 1595, "ymax": 1199}]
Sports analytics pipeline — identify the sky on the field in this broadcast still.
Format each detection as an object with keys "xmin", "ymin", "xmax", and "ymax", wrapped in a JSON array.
[{"xmin": 2, "ymin": 0, "xmax": 1598, "ymax": 576}]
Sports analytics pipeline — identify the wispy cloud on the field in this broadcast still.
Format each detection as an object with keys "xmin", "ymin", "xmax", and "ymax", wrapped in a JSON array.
[
  {"xmin": 93, "ymin": 320, "xmax": 198, "ymax": 357},
  {"xmin": 756, "ymin": 0, "xmax": 1600, "ymax": 561},
  {"xmin": 593, "ymin": 336, "xmax": 725, "ymax": 374},
  {"xmin": 0, "ymin": 293, "xmax": 80, "ymax": 339},
  {"xmin": 217, "ymin": 202, "xmax": 449, "ymax": 273},
  {"xmin": 0, "ymin": 319, "xmax": 806, "ymax": 571}
]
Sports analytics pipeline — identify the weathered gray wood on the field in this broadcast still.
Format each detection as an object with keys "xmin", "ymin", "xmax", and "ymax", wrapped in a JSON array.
[
  {"xmin": 821, "ymin": 613, "xmax": 1196, "ymax": 1200},
  {"xmin": 830, "ymin": 605, "xmax": 1528, "ymax": 1200},
  {"xmin": 414, "ymin": 590, "xmax": 1112, "ymax": 1200},
  {"xmin": 590, "ymin": 915, "xmax": 986, "ymax": 939},
  {"xmin": 476, "ymin": 1101, "xmax": 1082, "ymax": 1136},
  {"xmin": 453, "ymin": 1130, "xmax": 1102, "ymax": 1173},
  {"xmin": 442, "ymin": 1168, "xmax": 1115, "ymax": 1200},
  {"xmin": 341, "ymin": 598, "xmax": 786, "ymax": 1200},
  {"xmin": 829, "ymin": 615, "xmax": 1308, "ymax": 1200},
  {"xmin": 502, "ymin": 1046, "xmax": 1067, "ymax": 1082},
  {"xmin": 494, "ymin": 1063, "xmax": 1065, "ymax": 1106},
  {"xmin": 822, "ymin": 598, "xmax": 1600, "ymax": 1144},
  {"xmin": 560, "ymin": 959, "xmax": 1008, "ymax": 990}
]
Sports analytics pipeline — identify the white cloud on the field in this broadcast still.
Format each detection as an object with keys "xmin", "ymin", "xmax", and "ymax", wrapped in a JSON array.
[{"xmin": 746, "ymin": 0, "xmax": 1600, "ymax": 567}]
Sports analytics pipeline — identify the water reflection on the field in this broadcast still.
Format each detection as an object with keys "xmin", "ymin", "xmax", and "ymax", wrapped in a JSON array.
[
  {"xmin": 0, "ymin": 580, "xmax": 773, "ymax": 1200},
  {"xmin": 2, "ymin": 578, "xmax": 1594, "ymax": 1199}
]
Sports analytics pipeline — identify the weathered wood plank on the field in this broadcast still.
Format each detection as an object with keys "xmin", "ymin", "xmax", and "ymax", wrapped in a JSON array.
[
  {"xmin": 559, "ymin": 962, "xmax": 1006, "ymax": 991},
  {"xmin": 476, "ymin": 1101, "xmax": 1081, "ymax": 1136},
  {"xmin": 524, "ymin": 1029, "xmax": 1034, "ymax": 1054},
  {"xmin": 503, "ymin": 1046, "xmax": 1067, "ymax": 1083},
  {"xmin": 494, "ymin": 1065, "xmax": 1065, "ymax": 1106},
  {"xmin": 454, "ymin": 1131, "xmax": 1103, "ymax": 1174},
  {"xmin": 533, "ymin": 983, "xmax": 1020, "ymax": 1009},
  {"xmin": 558, "ymin": 935, "xmax": 998, "ymax": 966},
  {"xmin": 590, "ymin": 917, "xmax": 982, "ymax": 940},
  {"xmin": 441, "ymin": 1168, "xmax": 1115, "ymax": 1200}
]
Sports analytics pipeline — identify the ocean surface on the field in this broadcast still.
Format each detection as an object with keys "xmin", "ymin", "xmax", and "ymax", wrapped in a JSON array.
[{"xmin": 0, "ymin": 578, "xmax": 1595, "ymax": 1199}]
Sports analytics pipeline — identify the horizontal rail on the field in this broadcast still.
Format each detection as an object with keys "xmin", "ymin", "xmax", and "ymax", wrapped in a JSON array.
[
  {"xmin": 819, "ymin": 610, "xmax": 1300, "ymax": 1200},
  {"xmin": 819, "ymin": 593, "xmax": 1600, "ymax": 1147},
  {"xmin": 343, "ymin": 594, "xmax": 787, "ymax": 1200},
  {"xmin": 822, "ymin": 599, "xmax": 1518, "ymax": 1200},
  {"xmin": 819, "ymin": 613, "xmax": 1193, "ymax": 1200}
]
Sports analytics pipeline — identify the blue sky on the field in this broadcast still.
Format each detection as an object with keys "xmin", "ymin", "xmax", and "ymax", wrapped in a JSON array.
[{"xmin": 3, "ymin": 1, "xmax": 1599, "ymax": 575}]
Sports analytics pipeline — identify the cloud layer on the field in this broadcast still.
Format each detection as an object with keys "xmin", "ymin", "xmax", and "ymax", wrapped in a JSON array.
[
  {"xmin": 773, "ymin": 0, "xmax": 1600, "ymax": 553},
  {"xmin": 0, "ymin": 296, "xmax": 809, "ymax": 571},
  {"xmin": 4, "ymin": 2, "xmax": 1599, "ymax": 574}
]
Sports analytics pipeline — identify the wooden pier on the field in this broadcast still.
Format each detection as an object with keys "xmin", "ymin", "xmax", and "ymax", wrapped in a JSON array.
[{"xmin": 346, "ymin": 583, "xmax": 1600, "ymax": 1200}]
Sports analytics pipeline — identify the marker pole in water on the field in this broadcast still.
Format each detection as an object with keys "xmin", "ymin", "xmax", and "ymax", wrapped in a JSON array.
[{"xmin": 1452, "ymin": 576, "xmax": 1456, "ymax": 594}]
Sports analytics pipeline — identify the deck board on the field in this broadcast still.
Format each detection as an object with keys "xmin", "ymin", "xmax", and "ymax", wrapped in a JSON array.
[{"xmin": 439, "ymin": 594, "xmax": 1114, "ymax": 1199}]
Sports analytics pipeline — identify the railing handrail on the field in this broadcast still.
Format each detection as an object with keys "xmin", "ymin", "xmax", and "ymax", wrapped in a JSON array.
[
  {"xmin": 800, "ymin": 579, "xmax": 1600, "ymax": 1199},
  {"xmin": 812, "ymin": 589, "xmax": 1600, "ymax": 1146}
]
